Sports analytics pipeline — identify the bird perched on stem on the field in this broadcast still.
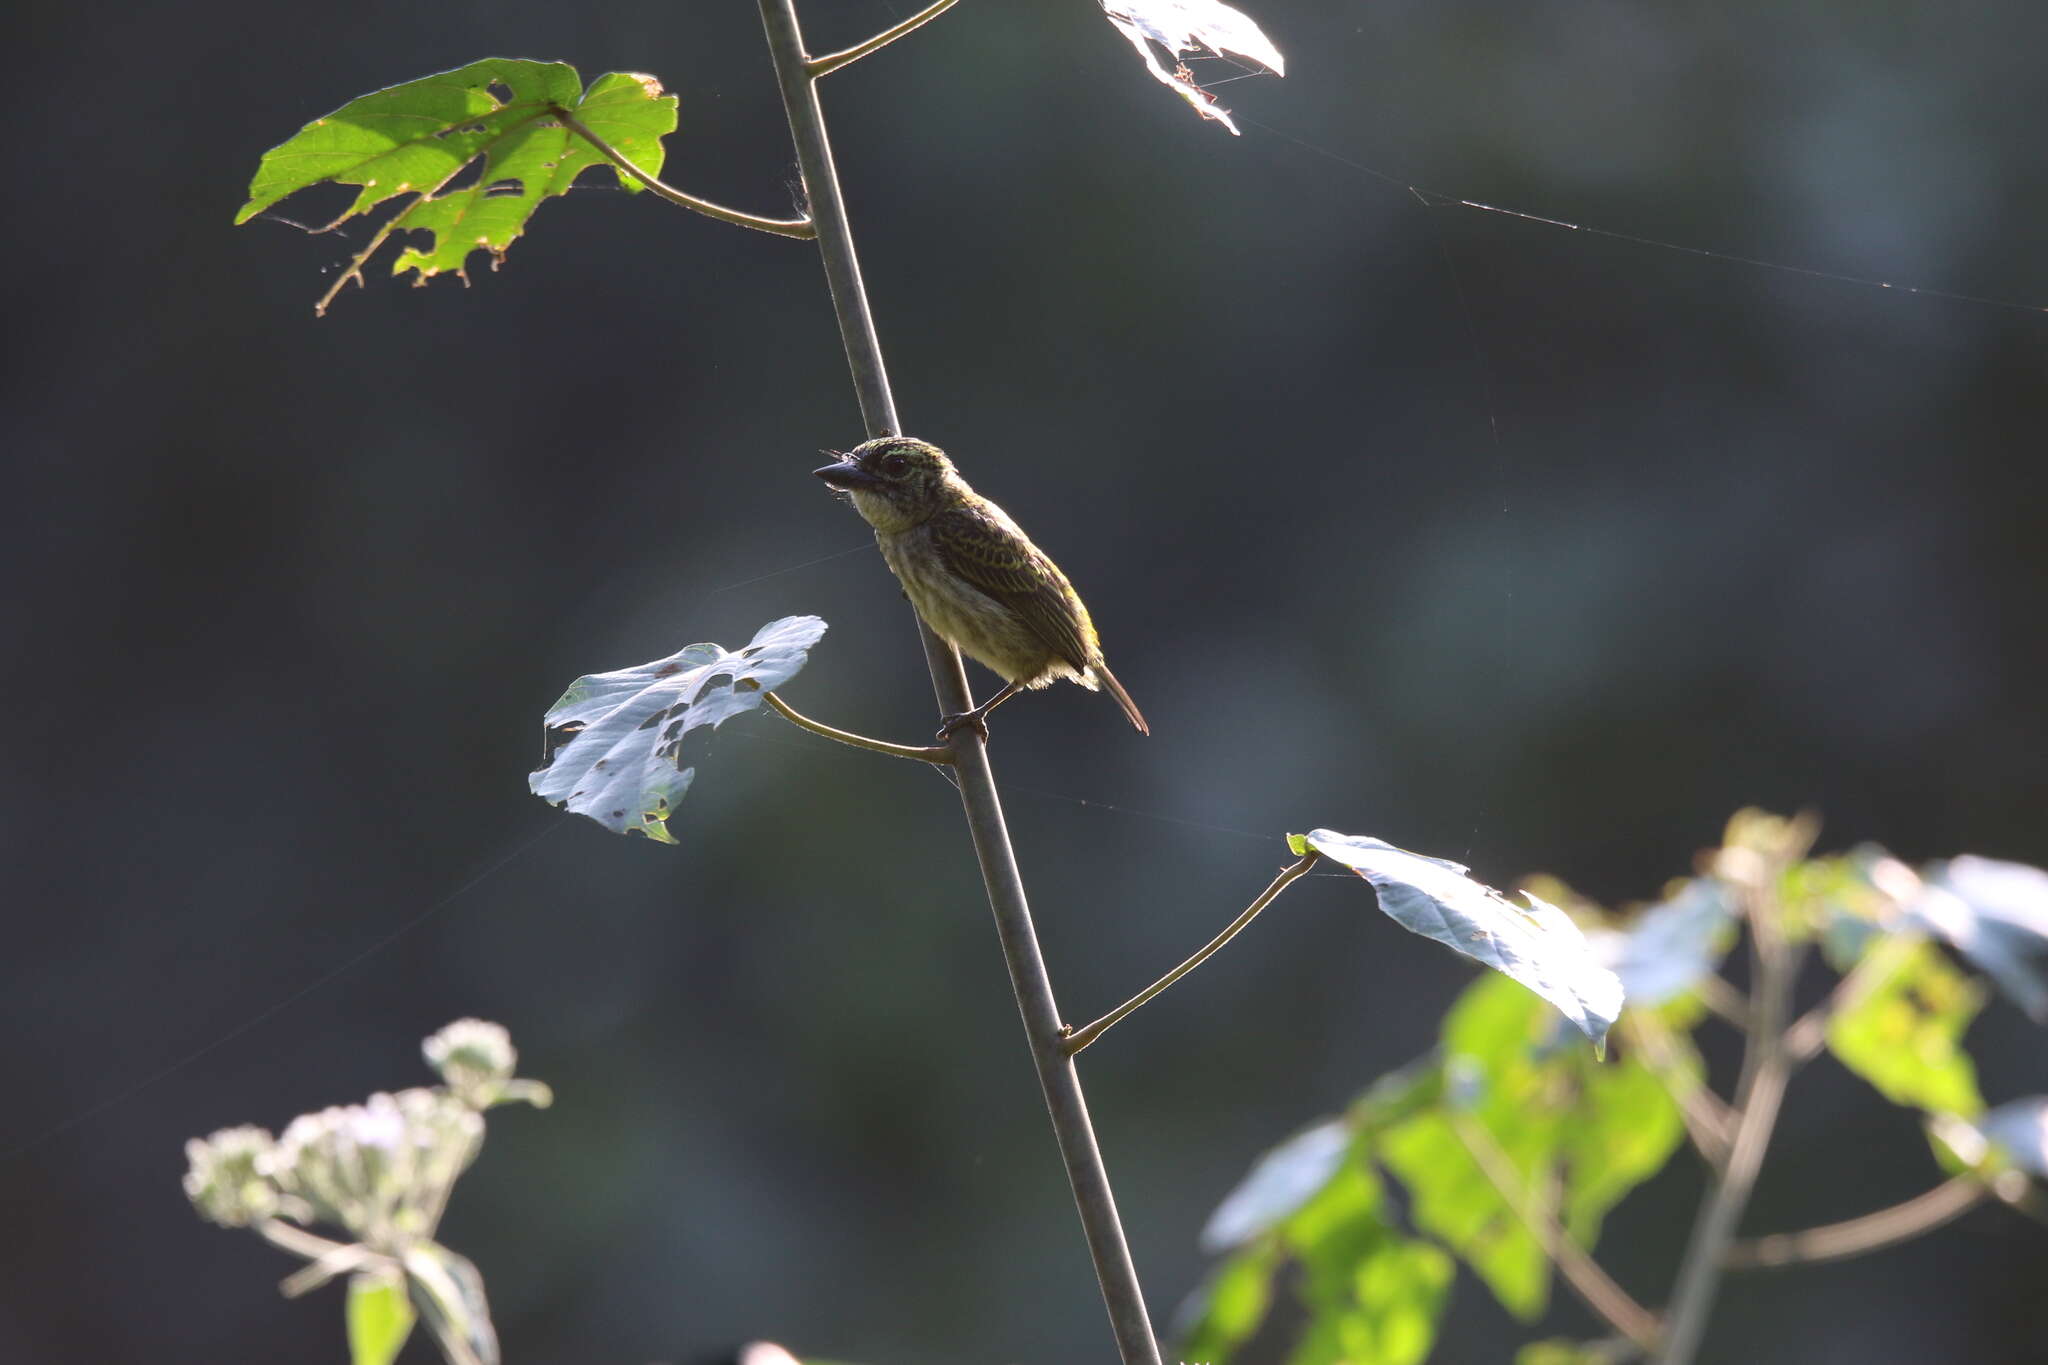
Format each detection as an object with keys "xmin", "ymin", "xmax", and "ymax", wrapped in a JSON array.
[{"xmin": 814, "ymin": 436, "xmax": 1148, "ymax": 740}]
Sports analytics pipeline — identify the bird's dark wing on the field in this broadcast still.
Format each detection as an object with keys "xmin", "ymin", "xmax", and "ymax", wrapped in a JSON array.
[{"xmin": 930, "ymin": 506, "xmax": 1095, "ymax": 673}]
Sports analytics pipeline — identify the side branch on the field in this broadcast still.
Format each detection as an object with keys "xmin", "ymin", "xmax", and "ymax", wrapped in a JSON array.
[
  {"xmin": 553, "ymin": 110, "xmax": 817, "ymax": 239},
  {"xmin": 1063, "ymin": 854, "xmax": 1318, "ymax": 1055},
  {"xmin": 763, "ymin": 691, "xmax": 954, "ymax": 763},
  {"xmin": 1449, "ymin": 1114, "xmax": 1664, "ymax": 1353},
  {"xmin": 808, "ymin": 0, "xmax": 963, "ymax": 77},
  {"xmin": 1657, "ymin": 896, "xmax": 1805, "ymax": 1365},
  {"xmin": 1723, "ymin": 1174, "xmax": 1986, "ymax": 1270}
]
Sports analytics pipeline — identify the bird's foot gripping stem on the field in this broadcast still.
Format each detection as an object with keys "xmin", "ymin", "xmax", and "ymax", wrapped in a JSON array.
[
  {"xmin": 936, "ymin": 680, "xmax": 1022, "ymax": 744},
  {"xmin": 936, "ymin": 706, "xmax": 992, "ymax": 743}
]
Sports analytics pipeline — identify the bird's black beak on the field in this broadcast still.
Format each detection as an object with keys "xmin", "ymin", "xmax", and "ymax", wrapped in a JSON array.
[{"xmin": 813, "ymin": 458, "xmax": 878, "ymax": 491}]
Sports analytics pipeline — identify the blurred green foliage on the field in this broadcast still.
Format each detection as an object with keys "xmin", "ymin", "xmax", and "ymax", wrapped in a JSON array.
[{"xmin": 1183, "ymin": 812, "xmax": 2048, "ymax": 1363}]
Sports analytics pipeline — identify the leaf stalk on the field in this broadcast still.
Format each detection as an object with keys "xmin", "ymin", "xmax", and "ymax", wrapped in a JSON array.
[
  {"xmin": 763, "ymin": 691, "xmax": 954, "ymax": 763},
  {"xmin": 552, "ymin": 109, "xmax": 817, "ymax": 239},
  {"xmin": 808, "ymin": 0, "xmax": 963, "ymax": 77},
  {"xmin": 1723, "ymin": 1174, "xmax": 1987, "ymax": 1269},
  {"xmin": 1064, "ymin": 854, "xmax": 1319, "ymax": 1055}
]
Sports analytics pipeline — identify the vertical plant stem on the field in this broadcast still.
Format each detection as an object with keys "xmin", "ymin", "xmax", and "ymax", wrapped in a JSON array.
[
  {"xmin": 754, "ymin": 4, "xmax": 1162, "ymax": 1361},
  {"xmin": 1657, "ymin": 890, "xmax": 1801, "ymax": 1365}
]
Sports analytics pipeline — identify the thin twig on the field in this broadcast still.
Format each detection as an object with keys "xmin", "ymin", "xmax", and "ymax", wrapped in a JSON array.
[
  {"xmin": 1063, "ymin": 854, "xmax": 1318, "ymax": 1055},
  {"xmin": 1448, "ymin": 1114, "xmax": 1664, "ymax": 1353},
  {"xmin": 755, "ymin": 3, "xmax": 1161, "ymax": 1360},
  {"xmin": 1657, "ymin": 893, "xmax": 1805, "ymax": 1365},
  {"xmin": 255, "ymin": 1218, "xmax": 353, "ymax": 1263},
  {"xmin": 1691, "ymin": 973, "xmax": 1750, "ymax": 1032},
  {"xmin": 553, "ymin": 110, "xmax": 816, "ymax": 239},
  {"xmin": 256, "ymin": 1220, "xmax": 390, "ymax": 1299},
  {"xmin": 808, "ymin": 0, "xmax": 962, "ymax": 77},
  {"xmin": 1724, "ymin": 1174, "xmax": 1986, "ymax": 1269},
  {"xmin": 764, "ymin": 691, "xmax": 954, "ymax": 763}
]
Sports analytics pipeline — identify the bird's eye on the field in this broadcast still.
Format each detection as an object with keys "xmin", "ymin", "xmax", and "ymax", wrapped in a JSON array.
[{"xmin": 880, "ymin": 453, "xmax": 909, "ymax": 476}]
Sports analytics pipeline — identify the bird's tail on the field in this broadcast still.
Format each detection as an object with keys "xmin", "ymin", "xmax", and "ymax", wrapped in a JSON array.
[{"xmin": 1094, "ymin": 664, "xmax": 1150, "ymax": 736}]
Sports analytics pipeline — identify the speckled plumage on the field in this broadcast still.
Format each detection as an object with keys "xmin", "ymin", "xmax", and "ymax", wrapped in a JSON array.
[{"xmin": 813, "ymin": 437, "xmax": 1148, "ymax": 735}]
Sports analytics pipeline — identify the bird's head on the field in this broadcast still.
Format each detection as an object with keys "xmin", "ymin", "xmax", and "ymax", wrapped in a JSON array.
[{"xmin": 813, "ymin": 436, "xmax": 958, "ymax": 532}]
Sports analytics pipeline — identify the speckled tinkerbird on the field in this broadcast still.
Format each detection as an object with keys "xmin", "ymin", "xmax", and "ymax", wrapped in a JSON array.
[{"xmin": 814, "ymin": 437, "xmax": 1149, "ymax": 739}]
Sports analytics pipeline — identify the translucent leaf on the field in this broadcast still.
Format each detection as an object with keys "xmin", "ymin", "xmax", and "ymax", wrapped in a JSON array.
[
  {"xmin": 347, "ymin": 1272, "xmax": 417, "ymax": 1365},
  {"xmin": 1283, "ymin": 1164, "xmax": 1452, "ymax": 1365},
  {"xmin": 236, "ymin": 59, "xmax": 677, "ymax": 312},
  {"xmin": 1099, "ymin": 0, "xmax": 1283, "ymax": 135},
  {"xmin": 1914, "ymin": 856, "xmax": 2048, "ymax": 1022},
  {"xmin": 1589, "ymin": 880, "xmax": 1733, "ymax": 1008},
  {"xmin": 1202, "ymin": 1118, "xmax": 1352, "ymax": 1253},
  {"xmin": 404, "ymin": 1242, "xmax": 498, "ymax": 1365},
  {"xmin": 1379, "ymin": 981, "xmax": 1552, "ymax": 1318},
  {"xmin": 1379, "ymin": 976, "xmax": 1680, "ymax": 1319},
  {"xmin": 1302, "ymin": 830, "xmax": 1626, "ymax": 1055},
  {"xmin": 1175, "ymin": 1241, "xmax": 1280, "ymax": 1364},
  {"xmin": 1347, "ymin": 1055, "xmax": 1446, "ymax": 1138},
  {"xmin": 529, "ymin": 616, "xmax": 826, "ymax": 843},
  {"xmin": 1827, "ymin": 937, "xmax": 1984, "ymax": 1117},
  {"xmin": 1559, "ymin": 1047, "xmax": 1685, "ymax": 1246}
]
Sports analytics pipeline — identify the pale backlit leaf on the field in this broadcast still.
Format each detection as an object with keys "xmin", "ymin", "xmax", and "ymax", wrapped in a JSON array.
[
  {"xmin": 1913, "ymin": 855, "xmax": 2048, "ymax": 1022},
  {"xmin": 404, "ymin": 1243, "xmax": 498, "ymax": 1365},
  {"xmin": 1588, "ymin": 879, "xmax": 1733, "ymax": 1008},
  {"xmin": 1099, "ymin": 0, "xmax": 1283, "ymax": 135},
  {"xmin": 1977, "ymin": 1097, "xmax": 2048, "ymax": 1176},
  {"xmin": 529, "ymin": 616, "xmax": 826, "ymax": 843},
  {"xmin": 1201, "ymin": 1118, "xmax": 1351, "ymax": 1253},
  {"xmin": 1299, "ymin": 830, "xmax": 1625, "ymax": 1054}
]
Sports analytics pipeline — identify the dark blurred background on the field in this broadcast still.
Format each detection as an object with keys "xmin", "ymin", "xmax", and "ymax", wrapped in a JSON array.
[{"xmin": 7, "ymin": 0, "xmax": 2047, "ymax": 1361}]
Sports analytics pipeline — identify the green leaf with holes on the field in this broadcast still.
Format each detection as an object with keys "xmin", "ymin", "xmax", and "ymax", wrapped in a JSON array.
[
  {"xmin": 530, "ymin": 616, "xmax": 826, "ymax": 843},
  {"xmin": 1828, "ymin": 937, "xmax": 1984, "ymax": 1116},
  {"xmin": 237, "ymin": 59, "xmax": 677, "ymax": 312}
]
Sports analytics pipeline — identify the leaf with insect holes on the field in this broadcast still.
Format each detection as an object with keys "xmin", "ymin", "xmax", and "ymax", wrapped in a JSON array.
[
  {"xmin": 530, "ymin": 616, "xmax": 826, "ymax": 843},
  {"xmin": 1099, "ymin": 0, "xmax": 1283, "ymax": 135},
  {"xmin": 1294, "ymin": 830, "xmax": 1625, "ymax": 1054},
  {"xmin": 236, "ymin": 58, "xmax": 677, "ymax": 313}
]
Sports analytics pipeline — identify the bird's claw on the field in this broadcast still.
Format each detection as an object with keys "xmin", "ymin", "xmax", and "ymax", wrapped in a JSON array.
[{"xmin": 937, "ymin": 709, "xmax": 990, "ymax": 743}]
